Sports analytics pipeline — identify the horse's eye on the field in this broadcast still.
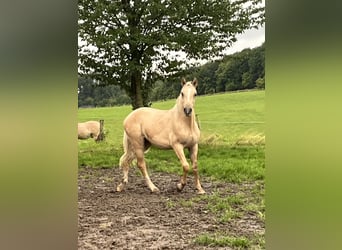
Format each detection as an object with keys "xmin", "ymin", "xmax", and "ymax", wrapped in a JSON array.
[
  {"xmin": 194, "ymin": 93, "xmax": 197, "ymax": 97},
  {"xmin": 181, "ymin": 92, "xmax": 184, "ymax": 97}
]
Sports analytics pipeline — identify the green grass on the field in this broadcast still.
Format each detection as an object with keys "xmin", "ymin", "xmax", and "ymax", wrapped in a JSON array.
[
  {"xmin": 195, "ymin": 90, "xmax": 265, "ymax": 144},
  {"xmin": 194, "ymin": 233, "xmax": 251, "ymax": 248},
  {"xmin": 78, "ymin": 90, "xmax": 265, "ymax": 183},
  {"xmin": 78, "ymin": 90, "xmax": 265, "ymax": 249},
  {"xmin": 169, "ymin": 183, "xmax": 265, "ymax": 249}
]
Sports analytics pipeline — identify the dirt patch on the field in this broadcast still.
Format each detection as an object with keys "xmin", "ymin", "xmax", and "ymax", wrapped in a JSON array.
[{"xmin": 78, "ymin": 167, "xmax": 264, "ymax": 249}]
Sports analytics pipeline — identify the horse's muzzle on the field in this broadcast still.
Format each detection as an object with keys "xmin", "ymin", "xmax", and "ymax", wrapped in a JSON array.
[{"xmin": 184, "ymin": 107, "xmax": 192, "ymax": 116}]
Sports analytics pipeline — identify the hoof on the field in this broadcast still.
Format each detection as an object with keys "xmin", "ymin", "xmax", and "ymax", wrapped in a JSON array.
[
  {"xmin": 116, "ymin": 183, "xmax": 125, "ymax": 192},
  {"xmin": 176, "ymin": 183, "xmax": 184, "ymax": 192},
  {"xmin": 197, "ymin": 189, "xmax": 206, "ymax": 195},
  {"xmin": 151, "ymin": 187, "xmax": 160, "ymax": 193}
]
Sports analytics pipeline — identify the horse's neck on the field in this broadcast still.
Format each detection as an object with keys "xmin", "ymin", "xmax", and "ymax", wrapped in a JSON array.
[{"xmin": 190, "ymin": 111, "xmax": 195, "ymax": 132}]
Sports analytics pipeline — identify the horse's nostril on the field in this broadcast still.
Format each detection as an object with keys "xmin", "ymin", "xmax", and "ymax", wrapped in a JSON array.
[{"xmin": 184, "ymin": 108, "xmax": 192, "ymax": 116}]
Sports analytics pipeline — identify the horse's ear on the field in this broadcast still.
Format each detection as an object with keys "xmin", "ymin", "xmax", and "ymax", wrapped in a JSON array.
[
  {"xmin": 181, "ymin": 78, "xmax": 187, "ymax": 86},
  {"xmin": 192, "ymin": 78, "xmax": 198, "ymax": 88}
]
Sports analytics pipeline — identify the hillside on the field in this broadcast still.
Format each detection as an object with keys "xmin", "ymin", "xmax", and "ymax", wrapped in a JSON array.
[
  {"xmin": 78, "ymin": 90, "xmax": 265, "ymax": 146},
  {"xmin": 78, "ymin": 90, "xmax": 265, "ymax": 169}
]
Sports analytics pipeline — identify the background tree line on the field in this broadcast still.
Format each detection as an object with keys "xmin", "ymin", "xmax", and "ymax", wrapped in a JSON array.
[{"xmin": 78, "ymin": 43, "xmax": 264, "ymax": 108}]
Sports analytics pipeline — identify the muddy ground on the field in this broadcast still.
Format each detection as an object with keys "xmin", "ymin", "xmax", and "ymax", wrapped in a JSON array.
[{"xmin": 78, "ymin": 166, "xmax": 264, "ymax": 249}]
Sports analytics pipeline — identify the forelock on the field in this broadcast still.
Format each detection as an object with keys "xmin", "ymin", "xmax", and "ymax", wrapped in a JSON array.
[{"xmin": 184, "ymin": 82, "xmax": 193, "ymax": 87}]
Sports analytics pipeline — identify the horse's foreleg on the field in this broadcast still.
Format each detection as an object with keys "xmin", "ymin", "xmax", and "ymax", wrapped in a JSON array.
[
  {"xmin": 173, "ymin": 144, "xmax": 190, "ymax": 192},
  {"xmin": 135, "ymin": 149, "xmax": 160, "ymax": 193},
  {"xmin": 190, "ymin": 144, "xmax": 205, "ymax": 194}
]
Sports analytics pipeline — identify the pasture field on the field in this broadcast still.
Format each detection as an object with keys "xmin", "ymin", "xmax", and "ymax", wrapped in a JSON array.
[
  {"xmin": 78, "ymin": 90, "xmax": 265, "ymax": 178},
  {"xmin": 78, "ymin": 90, "xmax": 265, "ymax": 249}
]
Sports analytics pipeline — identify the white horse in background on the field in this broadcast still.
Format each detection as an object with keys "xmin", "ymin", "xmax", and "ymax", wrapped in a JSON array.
[{"xmin": 78, "ymin": 120, "xmax": 105, "ymax": 142}]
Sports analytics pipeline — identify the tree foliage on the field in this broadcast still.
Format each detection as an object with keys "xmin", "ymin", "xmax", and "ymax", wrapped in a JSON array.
[
  {"xmin": 78, "ymin": 77, "xmax": 131, "ymax": 107},
  {"xmin": 78, "ymin": 43, "xmax": 265, "ymax": 107},
  {"xmin": 78, "ymin": 0, "xmax": 265, "ymax": 109}
]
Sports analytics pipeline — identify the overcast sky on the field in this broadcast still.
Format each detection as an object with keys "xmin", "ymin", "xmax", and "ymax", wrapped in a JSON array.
[
  {"xmin": 224, "ymin": 0, "xmax": 265, "ymax": 55},
  {"xmin": 223, "ymin": 25, "xmax": 265, "ymax": 55},
  {"xmin": 180, "ymin": 24, "xmax": 265, "ymax": 68}
]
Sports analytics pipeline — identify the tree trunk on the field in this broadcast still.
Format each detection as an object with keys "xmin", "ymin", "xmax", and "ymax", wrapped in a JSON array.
[{"xmin": 130, "ymin": 70, "xmax": 144, "ymax": 110}]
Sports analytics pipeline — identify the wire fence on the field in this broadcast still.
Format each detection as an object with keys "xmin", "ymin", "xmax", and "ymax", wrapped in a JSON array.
[{"xmin": 200, "ymin": 121, "xmax": 265, "ymax": 124}]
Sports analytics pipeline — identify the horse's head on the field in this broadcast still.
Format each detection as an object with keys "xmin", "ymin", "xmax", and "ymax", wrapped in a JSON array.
[{"xmin": 179, "ymin": 78, "xmax": 198, "ymax": 117}]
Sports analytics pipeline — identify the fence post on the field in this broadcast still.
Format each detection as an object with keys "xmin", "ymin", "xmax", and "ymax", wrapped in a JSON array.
[{"xmin": 97, "ymin": 119, "xmax": 105, "ymax": 142}]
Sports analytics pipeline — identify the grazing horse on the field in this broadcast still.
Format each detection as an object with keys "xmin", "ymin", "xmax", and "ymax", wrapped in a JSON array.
[
  {"xmin": 78, "ymin": 120, "xmax": 104, "ymax": 142},
  {"xmin": 117, "ymin": 78, "xmax": 205, "ymax": 194}
]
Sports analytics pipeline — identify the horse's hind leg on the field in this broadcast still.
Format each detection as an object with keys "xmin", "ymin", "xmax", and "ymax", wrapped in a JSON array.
[
  {"xmin": 117, "ymin": 132, "xmax": 134, "ymax": 192},
  {"xmin": 135, "ymin": 148, "xmax": 159, "ymax": 193},
  {"xmin": 116, "ymin": 152, "xmax": 134, "ymax": 192}
]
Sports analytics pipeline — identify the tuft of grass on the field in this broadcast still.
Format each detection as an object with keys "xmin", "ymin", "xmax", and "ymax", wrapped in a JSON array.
[
  {"xmin": 244, "ymin": 198, "xmax": 265, "ymax": 221},
  {"xmin": 165, "ymin": 199, "xmax": 176, "ymax": 208},
  {"xmin": 179, "ymin": 199, "xmax": 194, "ymax": 208},
  {"xmin": 197, "ymin": 191, "xmax": 241, "ymax": 223},
  {"xmin": 200, "ymin": 133, "xmax": 225, "ymax": 146},
  {"xmin": 198, "ymin": 145, "xmax": 265, "ymax": 183},
  {"xmin": 194, "ymin": 233, "xmax": 250, "ymax": 248},
  {"xmin": 227, "ymin": 192, "xmax": 245, "ymax": 205},
  {"xmin": 234, "ymin": 133, "xmax": 265, "ymax": 146},
  {"xmin": 252, "ymin": 232, "xmax": 265, "ymax": 249},
  {"xmin": 242, "ymin": 181, "xmax": 265, "ymax": 221}
]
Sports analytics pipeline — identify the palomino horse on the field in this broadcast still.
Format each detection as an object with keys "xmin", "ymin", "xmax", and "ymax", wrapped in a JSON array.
[
  {"xmin": 117, "ymin": 78, "xmax": 205, "ymax": 194},
  {"xmin": 78, "ymin": 120, "xmax": 105, "ymax": 142}
]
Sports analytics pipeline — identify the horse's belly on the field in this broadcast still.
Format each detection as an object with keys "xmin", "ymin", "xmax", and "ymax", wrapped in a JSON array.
[
  {"xmin": 78, "ymin": 130, "xmax": 90, "ymax": 139},
  {"xmin": 180, "ymin": 135, "xmax": 199, "ymax": 148},
  {"xmin": 151, "ymin": 142, "xmax": 172, "ymax": 150},
  {"xmin": 145, "ymin": 130, "xmax": 172, "ymax": 149}
]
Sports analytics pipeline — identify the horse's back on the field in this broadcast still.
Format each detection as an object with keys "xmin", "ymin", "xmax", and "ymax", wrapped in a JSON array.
[
  {"xmin": 123, "ymin": 107, "xmax": 174, "ymax": 148},
  {"xmin": 78, "ymin": 121, "xmax": 100, "ymax": 139},
  {"xmin": 84, "ymin": 120, "xmax": 100, "ymax": 126},
  {"xmin": 124, "ymin": 108, "xmax": 169, "ymax": 126}
]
